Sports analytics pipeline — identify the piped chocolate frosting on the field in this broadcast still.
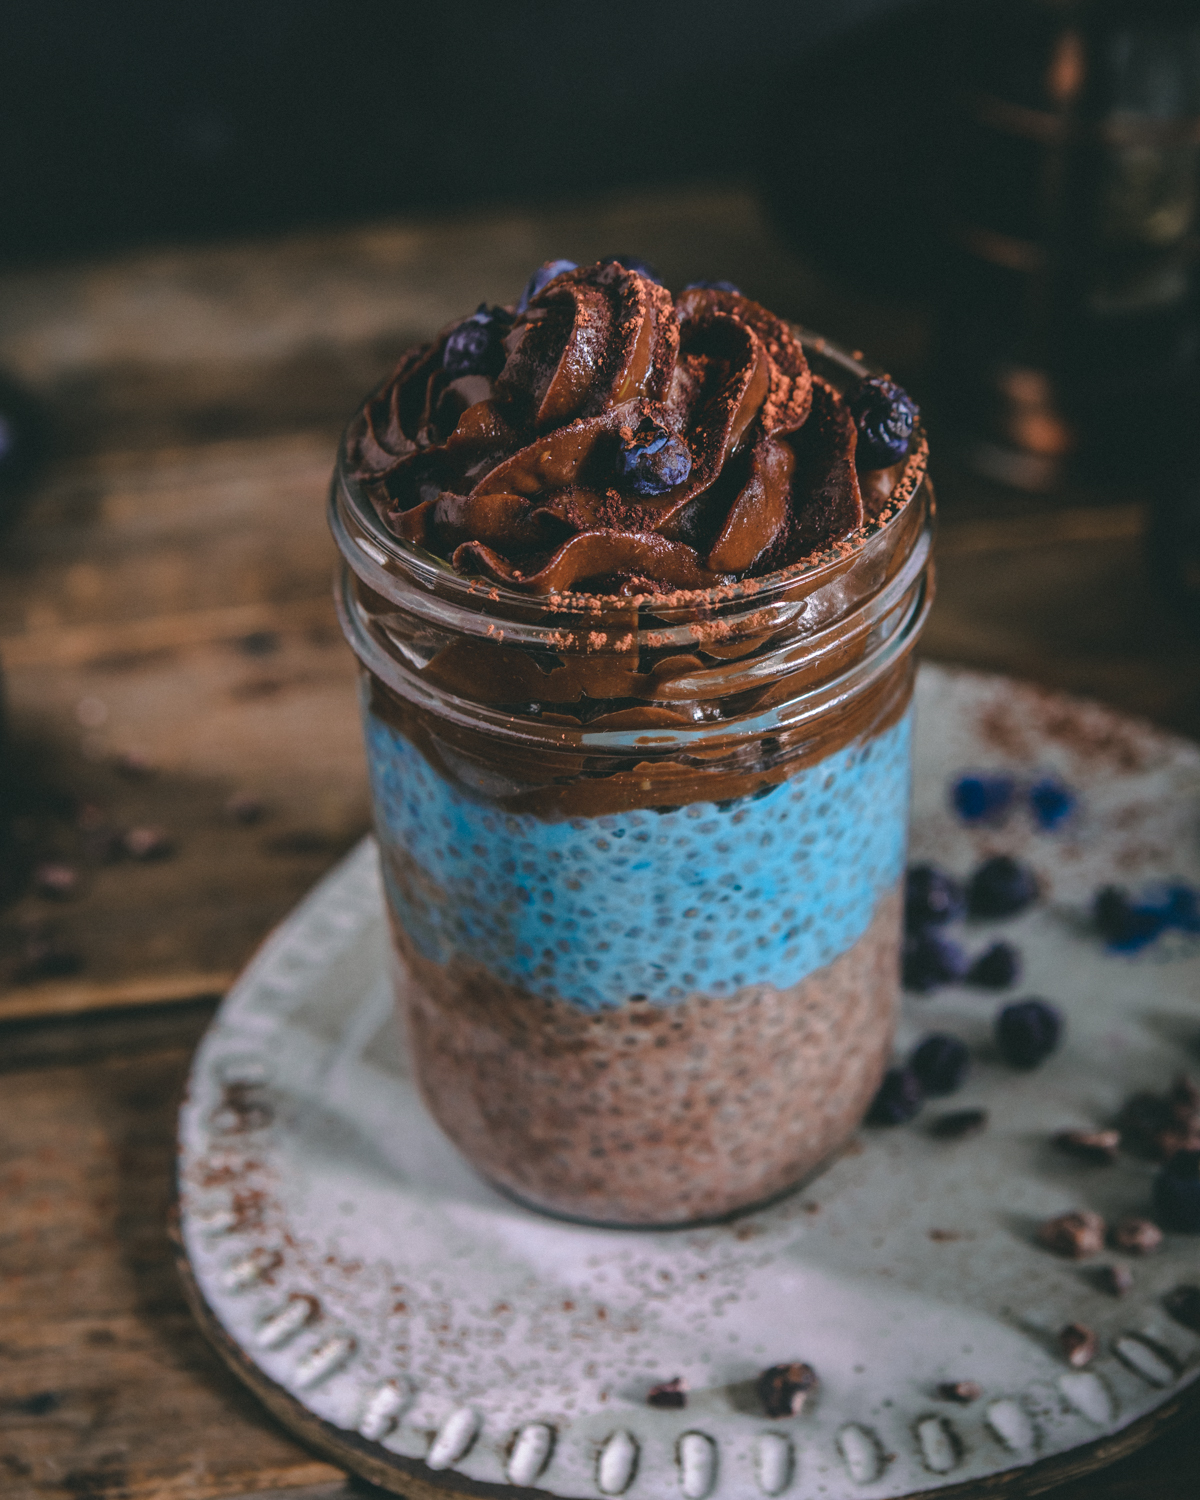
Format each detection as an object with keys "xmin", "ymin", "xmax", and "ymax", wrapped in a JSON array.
[{"xmin": 348, "ymin": 261, "xmax": 898, "ymax": 596}]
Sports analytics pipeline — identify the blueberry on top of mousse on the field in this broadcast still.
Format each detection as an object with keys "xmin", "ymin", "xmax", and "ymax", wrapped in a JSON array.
[
  {"xmin": 442, "ymin": 303, "xmax": 514, "ymax": 378},
  {"xmin": 910, "ymin": 1033, "xmax": 970, "ymax": 1096},
  {"xmin": 996, "ymin": 998, "xmax": 1062, "ymax": 1069},
  {"xmin": 968, "ymin": 855, "xmax": 1039, "ymax": 920},
  {"xmin": 683, "ymin": 279, "xmax": 741, "ymax": 294},
  {"xmin": 599, "ymin": 254, "xmax": 662, "ymax": 283},
  {"xmin": 616, "ymin": 418, "xmax": 692, "ymax": 496},
  {"xmin": 848, "ymin": 374, "xmax": 918, "ymax": 469},
  {"xmin": 517, "ymin": 258, "xmax": 578, "ymax": 313},
  {"xmin": 905, "ymin": 863, "xmax": 965, "ymax": 931}
]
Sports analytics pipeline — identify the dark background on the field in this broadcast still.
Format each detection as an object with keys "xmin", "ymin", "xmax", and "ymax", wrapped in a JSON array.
[
  {"xmin": 1, "ymin": 0, "xmax": 941, "ymax": 267},
  {"xmin": 6, "ymin": 0, "xmax": 1200, "ymax": 602}
]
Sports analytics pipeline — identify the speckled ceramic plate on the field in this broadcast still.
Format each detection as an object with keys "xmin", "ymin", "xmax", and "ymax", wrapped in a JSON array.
[{"xmin": 176, "ymin": 664, "xmax": 1200, "ymax": 1500}]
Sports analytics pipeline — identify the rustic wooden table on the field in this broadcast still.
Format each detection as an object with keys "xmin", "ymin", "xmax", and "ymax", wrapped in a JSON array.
[{"xmin": 1, "ymin": 187, "xmax": 1197, "ymax": 1500}]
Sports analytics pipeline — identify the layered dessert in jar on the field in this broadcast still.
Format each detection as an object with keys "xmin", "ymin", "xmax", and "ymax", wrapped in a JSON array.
[{"xmin": 330, "ymin": 258, "xmax": 933, "ymax": 1226}]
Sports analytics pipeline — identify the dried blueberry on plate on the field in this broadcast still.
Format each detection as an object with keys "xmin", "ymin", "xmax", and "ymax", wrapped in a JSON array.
[
  {"xmin": 905, "ymin": 863, "xmax": 965, "ymax": 931},
  {"xmin": 903, "ymin": 930, "xmax": 968, "ymax": 992},
  {"xmin": 1029, "ymin": 777, "xmax": 1076, "ymax": 830},
  {"xmin": 1154, "ymin": 1149, "xmax": 1200, "ymax": 1232},
  {"xmin": 966, "ymin": 940, "xmax": 1022, "ymax": 988},
  {"xmin": 996, "ymin": 998, "xmax": 1062, "ymax": 1069},
  {"xmin": 868, "ymin": 1066, "xmax": 924, "ymax": 1125},
  {"xmin": 1095, "ymin": 882, "xmax": 1200, "ymax": 951},
  {"xmin": 910, "ymin": 1034, "xmax": 970, "ymax": 1096},
  {"xmin": 968, "ymin": 855, "xmax": 1039, "ymax": 919},
  {"xmin": 951, "ymin": 773, "xmax": 1015, "ymax": 825}
]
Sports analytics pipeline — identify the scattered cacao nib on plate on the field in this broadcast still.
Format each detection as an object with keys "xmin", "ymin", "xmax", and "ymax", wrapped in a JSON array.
[
  {"xmin": 1054, "ymin": 1129, "xmax": 1120, "ymax": 1165},
  {"xmin": 929, "ymin": 1109, "xmax": 988, "ymax": 1140},
  {"xmin": 647, "ymin": 1377, "xmax": 687, "ymax": 1409},
  {"xmin": 1094, "ymin": 1264, "xmax": 1134, "ymax": 1297},
  {"xmin": 1038, "ymin": 1210, "xmax": 1106, "ymax": 1259},
  {"xmin": 757, "ymin": 1362, "xmax": 818, "ymax": 1418},
  {"xmin": 1121, "ymin": 1077, "xmax": 1200, "ymax": 1160},
  {"xmin": 1059, "ymin": 1322, "xmax": 1097, "ymax": 1368},
  {"xmin": 1110, "ymin": 1216, "xmax": 1163, "ymax": 1254},
  {"xmin": 936, "ymin": 1380, "xmax": 982, "ymax": 1404}
]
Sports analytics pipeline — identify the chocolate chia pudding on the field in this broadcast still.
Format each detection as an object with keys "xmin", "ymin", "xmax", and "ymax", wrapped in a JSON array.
[{"xmin": 331, "ymin": 259, "xmax": 933, "ymax": 1225}]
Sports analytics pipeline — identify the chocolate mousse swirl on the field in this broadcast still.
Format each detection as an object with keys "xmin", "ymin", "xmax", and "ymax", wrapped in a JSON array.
[{"xmin": 348, "ymin": 262, "xmax": 869, "ymax": 595}]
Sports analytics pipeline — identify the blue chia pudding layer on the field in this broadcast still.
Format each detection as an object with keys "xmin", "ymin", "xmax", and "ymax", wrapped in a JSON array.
[{"xmin": 365, "ymin": 699, "xmax": 911, "ymax": 1225}]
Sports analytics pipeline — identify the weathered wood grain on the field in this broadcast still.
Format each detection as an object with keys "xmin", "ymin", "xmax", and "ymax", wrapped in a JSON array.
[{"xmin": 0, "ymin": 1009, "xmax": 348, "ymax": 1499}]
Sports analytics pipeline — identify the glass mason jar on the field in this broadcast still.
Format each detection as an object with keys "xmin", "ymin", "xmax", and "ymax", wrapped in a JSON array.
[{"xmin": 331, "ymin": 335, "xmax": 934, "ymax": 1228}]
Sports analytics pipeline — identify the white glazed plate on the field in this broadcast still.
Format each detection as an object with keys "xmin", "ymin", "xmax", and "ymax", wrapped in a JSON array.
[{"xmin": 177, "ymin": 664, "xmax": 1200, "ymax": 1499}]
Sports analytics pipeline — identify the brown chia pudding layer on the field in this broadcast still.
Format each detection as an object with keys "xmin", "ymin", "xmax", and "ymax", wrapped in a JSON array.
[{"xmin": 388, "ymin": 882, "xmax": 901, "ymax": 1226}]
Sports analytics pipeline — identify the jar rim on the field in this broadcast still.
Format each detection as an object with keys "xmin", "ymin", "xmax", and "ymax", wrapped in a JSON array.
[{"xmin": 332, "ymin": 328, "xmax": 928, "ymax": 622}]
